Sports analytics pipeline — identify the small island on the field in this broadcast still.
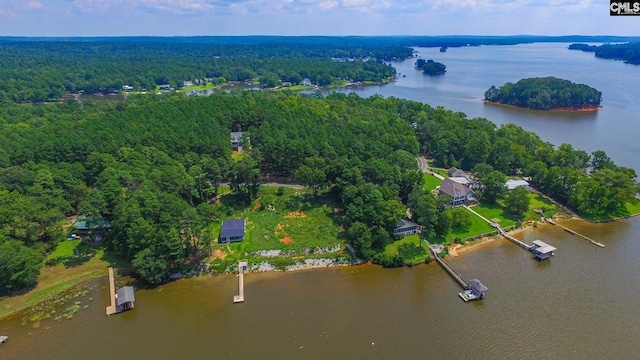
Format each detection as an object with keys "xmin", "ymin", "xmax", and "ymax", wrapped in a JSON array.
[
  {"xmin": 415, "ymin": 58, "xmax": 446, "ymax": 75},
  {"xmin": 484, "ymin": 76, "xmax": 602, "ymax": 111}
]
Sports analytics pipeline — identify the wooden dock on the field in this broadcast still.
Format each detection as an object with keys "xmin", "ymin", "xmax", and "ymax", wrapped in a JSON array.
[
  {"xmin": 105, "ymin": 267, "xmax": 117, "ymax": 316},
  {"xmin": 494, "ymin": 224, "xmax": 532, "ymax": 250},
  {"xmin": 546, "ymin": 219, "xmax": 605, "ymax": 248},
  {"xmin": 429, "ymin": 246, "xmax": 469, "ymax": 290},
  {"xmin": 233, "ymin": 260, "xmax": 248, "ymax": 303}
]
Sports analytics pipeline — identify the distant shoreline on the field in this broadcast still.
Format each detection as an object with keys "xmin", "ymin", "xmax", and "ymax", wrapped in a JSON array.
[{"xmin": 484, "ymin": 100, "xmax": 602, "ymax": 112}]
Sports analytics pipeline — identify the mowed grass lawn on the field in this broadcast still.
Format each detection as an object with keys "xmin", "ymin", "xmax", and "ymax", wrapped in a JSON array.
[
  {"xmin": 446, "ymin": 209, "xmax": 494, "ymax": 243},
  {"xmin": 212, "ymin": 188, "xmax": 343, "ymax": 264},
  {"xmin": 472, "ymin": 203, "xmax": 517, "ymax": 228},
  {"xmin": 384, "ymin": 234, "xmax": 429, "ymax": 263},
  {"xmin": 423, "ymin": 173, "xmax": 443, "ymax": 192}
]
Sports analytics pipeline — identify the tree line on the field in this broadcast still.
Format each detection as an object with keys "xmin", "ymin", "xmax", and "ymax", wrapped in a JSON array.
[
  {"xmin": 569, "ymin": 42, "xmax": 640, "ymax": 65},
  {"xmin": 0, "ymin": 40, "xmax": 410, "ymax": 103}
]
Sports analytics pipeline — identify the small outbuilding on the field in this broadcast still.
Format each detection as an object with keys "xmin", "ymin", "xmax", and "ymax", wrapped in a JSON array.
[
  {"xmin": 116, "ymin": 286, "xmax": 135, "ymax": 312},
  {"xmin": 219, "ymin": 219, "xmax": 246, "ymax": 243},
  {"xmin": 506, "ymin": 179, "xmax": 530, "ymax": 191}
]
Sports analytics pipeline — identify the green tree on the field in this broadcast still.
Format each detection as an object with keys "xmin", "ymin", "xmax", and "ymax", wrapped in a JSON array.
[
  {"xmin": 0, "ymin": 239, "xmax": 44, "ymax": 294},
  {"xmin": 504, "ymin": 186, "xmax": 530, "ymax": 217},
  {"xmin": 450, "ymin": 207, "xmax": 472, "ymax": 231},
  {"xmin": 295, "ymin": 157, "xmax": 326, "ymax": 197},
  {"xmin": 131, "ymin": 248, "xmax": 169, "ymax": 285},
  {"xmin": 479, "ymin": 171, "xmax": 507, "ymax": 204}
]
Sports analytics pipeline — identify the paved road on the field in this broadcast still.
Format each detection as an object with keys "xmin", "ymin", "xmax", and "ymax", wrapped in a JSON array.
[
  {"xmin": 221, "ymin": 182, "xmax": 305, "ymax": 189},
  {"xmin": 416, "ymin": 157, "xmax": 445, "ymax": 180}
]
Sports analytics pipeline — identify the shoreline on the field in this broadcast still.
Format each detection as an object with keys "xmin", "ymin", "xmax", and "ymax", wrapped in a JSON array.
[
  {"xmin": 483, "ymin": 100, "xmax": 602, "ymax": 112},
  {"xmin": 0, "ymin": 214, "xmax": 623, "ymax": 322}
]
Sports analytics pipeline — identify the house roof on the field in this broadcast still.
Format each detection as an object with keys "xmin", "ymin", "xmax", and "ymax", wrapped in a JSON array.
[
  {"xmin": 230, "ymin": 132, "xmax": 243, "ymax": 142},
  {"xmin": 116, "ymin": 286, "xmax": 135, "ymax": 306},
  {"xmin": 439, "ymin": 178, "xmax": 473, "ymax": 198},
  {"xmin": 469, "ymin": 279, "xmax": 488, "ymax": 292},
  {"xmin": 532, "ymin": 240, "xmax": 556, "ymax": 254},
  {"xmin": 448, "ymin": 167, "xmax": 466, "ymax": 177},
  {"xmin": 395, "ymin": 219, "xmax": 419, "ymax": 230},
  {"xmin": 72, "ymin": 217, "xmax": 111, "ymax": 231},
  {"xmin": 506, "ymin": 179, "xmax": 530, "ymax": 190},
  {"xmin": 449, "ymin": 176, "xmax": 471, "ymax": 185},
  {"xmin": 220, "ymin": 219, "xmax": 246, "ymax": 238}
]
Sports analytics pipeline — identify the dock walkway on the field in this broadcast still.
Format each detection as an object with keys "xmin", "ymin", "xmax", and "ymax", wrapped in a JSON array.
[
  {"xmin": 546, "ymin": 218, "xmax": 605, "ymax": 247},
  {"xmin": 233, "ymin": 260, "xmax": 248, "ymax": 303},
  {"xmin": 428, "ymin": 245, "xmax": 469, "ymax": 290},
  {"xmin": 463, "ymin": 206, "xmax": 532, "ymax": 250},
  {"xmin": 105, "ymin": 267, "xmax": 117, "ymax": 316}
]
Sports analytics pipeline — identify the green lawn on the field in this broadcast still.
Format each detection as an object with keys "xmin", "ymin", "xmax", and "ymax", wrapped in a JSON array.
[
  {"xmin": 472, "ymin": 203, "xmax": 517, "ymax": 228},
  {"xmin": 422, "ymin": 173, "xmax": 443, "ymax": 192},
  {"xmin": 176, "ymin": 83, "xmax": 215, "ymax": 93},
  {"xmin": 384, "ymin": 234, "xmax": 429, "ymax": 263},
  {"xmin": 430, "ymin": 168, "xmax": 449, "ymax": 177},
  {"xmin": 210, "ymin": 188, "xmax": 343, "ymax": 267},
  {"xmin": 446, "ymin": 209, "xmax": 494, "ymax": 243},
  {"xmin": 524, "ymin": 193, "xmax": 559, "ymax": 220}
]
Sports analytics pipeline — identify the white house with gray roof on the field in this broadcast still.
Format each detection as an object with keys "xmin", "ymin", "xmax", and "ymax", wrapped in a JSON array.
[{"xmin": 438, "ymin": 178, "xmax": 475, "ymax": 207}]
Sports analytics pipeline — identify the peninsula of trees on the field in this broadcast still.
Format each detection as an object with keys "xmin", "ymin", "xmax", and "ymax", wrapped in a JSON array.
[
  {"xmin": 484, "ymin": 76, "xmax": 602, "ymax": 110},
  {"xmin": 569, "ymin": 42, "xmax": 640, "ymax": 65},
  {"xmin": 415, "ymin": 59, "xmax": 446, "ymax": 75}
]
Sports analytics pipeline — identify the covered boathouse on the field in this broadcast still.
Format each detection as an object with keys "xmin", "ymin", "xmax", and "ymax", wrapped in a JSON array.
[
  {"xmin": 116, "ymin": 286, "xmax": 136, "ymax": 312},
  {"xmin": 530, "ymin": 240, "xmax": 556, "ymax": 260}
]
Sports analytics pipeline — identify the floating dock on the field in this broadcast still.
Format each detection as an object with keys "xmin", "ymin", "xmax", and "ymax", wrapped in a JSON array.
[
  {"xmin": 233, "ymin": 260, "xmax": 248, "ymax": 303},
  {"xmin": 546, "ymin": 218, "xmax": 605, "ymax": 248}
]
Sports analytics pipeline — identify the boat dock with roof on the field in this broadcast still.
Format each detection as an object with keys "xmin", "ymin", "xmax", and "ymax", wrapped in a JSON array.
[{"xmin": 428, "ymin": 244, "xmax": 487, "ymax": 301}]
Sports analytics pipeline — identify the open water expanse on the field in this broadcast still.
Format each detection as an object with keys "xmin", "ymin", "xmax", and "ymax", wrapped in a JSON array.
[{"xmin": 2, "ymin": 43, "xmax": 640, "ymax": 359}]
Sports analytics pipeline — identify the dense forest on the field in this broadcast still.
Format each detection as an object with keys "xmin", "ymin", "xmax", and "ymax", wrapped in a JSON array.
[
  {"xmin": 415, "ymin": 59, "xmax": 446, "ymax": 75},
  {"xmin": 569, "ymin": 42, "xmax": 640, "ymax": 65},
  {"xmin": 0, "ymin": 40, "xmax": 408, "ymax": 103},
  {"xmin": 484, "ymin": 77, "xmax": 602, "ymax": 110},
  {"xmin": 0, "ymin": 89, "xmax": 637, "ymax": 289},
  {"xmin": 4, "ymin": 35, "xmax": 640, "ymax": 103}
]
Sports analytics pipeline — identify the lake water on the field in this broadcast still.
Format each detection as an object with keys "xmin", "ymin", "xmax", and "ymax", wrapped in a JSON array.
[
  {"xmin": 2, "ymin": 43, "xmax": 640, "ymax": 359},
  {"xmin": 330, "ymin": 43, "xmax": 640, "ymax": 173}
]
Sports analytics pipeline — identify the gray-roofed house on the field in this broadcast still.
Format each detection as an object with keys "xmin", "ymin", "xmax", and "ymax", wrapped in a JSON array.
[
  {"xmin": 219, "ymin": 219, "xmax": 246, "ymax": 243},
  {"xmin": 116, "ymin": 286, "xmax": 135, "ymax": 312},
  {"xmin": 438, "ymin": 178, "xmax": 475, "ymax": 207},
  {"xmin": 394, "ymin": 219, "xmax": 421, "ymax": 236}
]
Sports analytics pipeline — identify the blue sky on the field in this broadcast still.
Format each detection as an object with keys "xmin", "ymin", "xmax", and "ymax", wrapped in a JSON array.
[{"xmin": 0, "ymin": 0, "xmax": 636, "ymax": 36}]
